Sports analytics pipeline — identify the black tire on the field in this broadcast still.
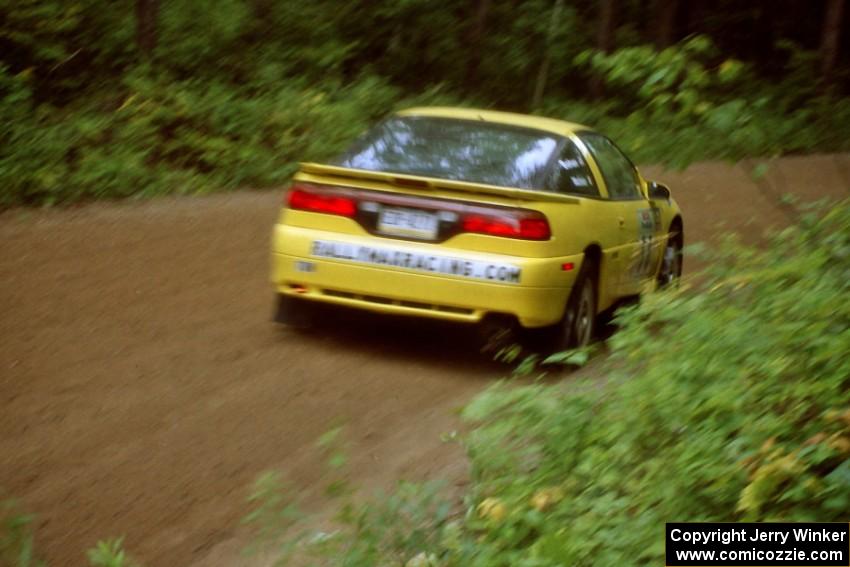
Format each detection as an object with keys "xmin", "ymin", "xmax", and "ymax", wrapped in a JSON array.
[
  {"xmin": 542, "ymin": 257, "xmax": 597, "ymax": 352},
  {"xmin": 273, "ymin": 294, "xmax": 315, "ymax": 329},
  {"xmin": 657, "ymin": 225, "xmax": 683, "ymax": 288}
]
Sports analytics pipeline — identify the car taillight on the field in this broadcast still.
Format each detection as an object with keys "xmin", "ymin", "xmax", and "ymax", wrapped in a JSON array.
[
  {"xmin": 287, "ymin": 183, "xmax": 356, "ymax": 217},
  {"xmin": 461, "ymin": 212, "xmax": 550, "ymax": 240}
]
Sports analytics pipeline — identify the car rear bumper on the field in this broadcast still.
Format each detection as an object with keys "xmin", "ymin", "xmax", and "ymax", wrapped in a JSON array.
[{"xmin": 271, "ymin": 224, "xmax": 583, "ymax": 328}]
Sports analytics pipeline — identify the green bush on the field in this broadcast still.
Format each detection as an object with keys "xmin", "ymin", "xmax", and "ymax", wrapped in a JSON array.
[
  {"xmin": 252, "ymin": 200, "xmax": 850, "ymax": 566},
  {"xmin": 461, "ymin": 201, "xmax": 850, "ymax": 565},
  {"xmin": 451, "ymin": 209, "xmax": 849, "ymax": 566},
  {"xmin": 3, "ymin": 25, "xmax": 850, "ymax": 206},
  {"xmin": 541, "ymin": 36, "xmax": 850, "ymax": 168},
  {"xmin": 0, "ymin": 70, "xmax": 406, "ymax": 206}
]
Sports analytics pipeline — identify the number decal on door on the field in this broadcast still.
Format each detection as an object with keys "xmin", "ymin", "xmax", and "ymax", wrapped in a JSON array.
[
  {"xmin": 633, "ymin": 209, "xmax": 657, "ymax": 279},
  {"xmin": 637, "ymin": 234, "xmax": 653, "ymax": 276}
]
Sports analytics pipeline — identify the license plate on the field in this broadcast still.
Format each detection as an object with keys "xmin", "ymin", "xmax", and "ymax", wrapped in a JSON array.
[{"xmin": 377, "ymin": 208, "xmax": 439, "ymax": 240}]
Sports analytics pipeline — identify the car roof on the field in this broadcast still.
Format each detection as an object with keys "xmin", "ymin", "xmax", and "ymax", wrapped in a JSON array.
[{"xmin": 395, "ymin": 107, "xmax": 590, "ymax": 137}]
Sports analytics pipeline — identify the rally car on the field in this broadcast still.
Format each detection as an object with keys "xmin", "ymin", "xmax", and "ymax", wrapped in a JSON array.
[{"xmin": 270, "ymin": 107, "xmax": 683, "ymax": 349}]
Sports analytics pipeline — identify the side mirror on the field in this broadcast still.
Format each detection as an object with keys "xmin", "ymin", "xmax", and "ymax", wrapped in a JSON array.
[{"xmin": 648, "ymin": 181, "xmax": 671, "ymax": 201}]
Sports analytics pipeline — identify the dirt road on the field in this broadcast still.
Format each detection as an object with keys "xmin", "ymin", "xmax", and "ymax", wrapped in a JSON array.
[{"xmin": 1, "ymin": 155, "xmax": 848, "ymax": 566}]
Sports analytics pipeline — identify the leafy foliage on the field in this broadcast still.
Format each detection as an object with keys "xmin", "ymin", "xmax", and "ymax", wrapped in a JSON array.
[
  {"xmin": 457, "ymin": 200, "xmax": 850, "ymax": 565},
  {"xmin": 86, "ymin": 539, "xmax": 134, "ymax": 567},
  {"xmin": 238, "ymin": 429, "xmax": 456, "ymax": 567},
  {"xmin": 1, "ymin": 498, "xmax": 140, "ymax": 567},
  {"xmin": 548, "ymin": 35, "xmax": 850, "ymax": 168},
  {"xmin": 0, "ymin": 66, "xmax": 410, "ymax": 206},
  {"xmin": 0, "ymin": 500, "xmax": 45, "ymax": 567}
]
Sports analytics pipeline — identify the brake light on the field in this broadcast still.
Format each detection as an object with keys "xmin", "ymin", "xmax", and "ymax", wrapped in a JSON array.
[
  {"xmin": 461, "ymin": 212, "xmax": 550, "ymax": 240},
  {"xmin": 285, "ymin": 182, "xmax": 550, "ymax": 240},
  {"xmin": 287, "ymin": 184, "xmax": 356, "ymax": 217}
]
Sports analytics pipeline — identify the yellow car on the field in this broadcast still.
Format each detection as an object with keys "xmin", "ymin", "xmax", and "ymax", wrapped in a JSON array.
[{"xmin": 270, "ymin": 107, "xmax": 683, "ymax": 349}]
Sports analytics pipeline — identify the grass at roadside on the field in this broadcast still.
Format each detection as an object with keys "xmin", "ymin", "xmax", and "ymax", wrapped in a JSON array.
[{"xmin": 237, "ymin": 199, "xmax": 850, "ymax": 565}]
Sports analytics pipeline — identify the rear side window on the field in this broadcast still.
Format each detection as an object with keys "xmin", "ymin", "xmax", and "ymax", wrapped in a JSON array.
[
  {"xmin": 335, "ymin": 116, "xmax": 560, "ymax": 190},
  {"xmin": 578, "ymin": 132, "xmax": 642, "ymax": 200},
  {"xmin": 545, "ymin": 140, "xmax": 598, "ymax": 196}
]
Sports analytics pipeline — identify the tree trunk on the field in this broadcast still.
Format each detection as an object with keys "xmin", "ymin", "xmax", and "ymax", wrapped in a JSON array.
[
  {"xmin": 465, "ymin": 0, "xmax": 491, "ymax": 91},
  {"xmin": 653, "ymin": 0, "xmax": 677, "ymax": 49},
  {"xmin": 684, "ymin": 0, "xmax": 705, "ymax": 37},
  {"xmin": 596, "ymin": 0, "xmax": 616, "ymax": 53},
  {"xmin": 135, "ymin": 0, "xmax": 159, "ymax": 56},
  {"xmin": 531, "ymin": 0, "xmax": 564, "ymax": 108},
  {"xmin": 820, "ymin": 0, "xmax": 845, "ymax": 88},
  {"xmin": 591, "ymin": 0, "xmax": 615, "ymax": 98}
]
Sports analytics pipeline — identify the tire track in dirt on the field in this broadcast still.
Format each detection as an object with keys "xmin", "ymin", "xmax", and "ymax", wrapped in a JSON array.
[{"xmin": 1, "ymin": 155, "xmax": 848, "ymax": 566}]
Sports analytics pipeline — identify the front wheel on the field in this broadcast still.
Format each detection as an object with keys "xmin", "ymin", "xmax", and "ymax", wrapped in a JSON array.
[{"xmin": 657, "ymin": 227, "xmax": 683, "ymax": 288}]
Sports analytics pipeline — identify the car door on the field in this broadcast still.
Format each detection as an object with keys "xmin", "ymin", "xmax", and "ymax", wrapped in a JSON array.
[
  {"xmin": 543, "ymin": 138, "xmax": 621, "ymax": 308},
  {"xmin": 577, "ymin": 132, "xmax": 658, "ymax": 297}
]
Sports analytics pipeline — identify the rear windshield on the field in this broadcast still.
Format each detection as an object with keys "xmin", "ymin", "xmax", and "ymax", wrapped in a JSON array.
[{"xmin": 334, "ymin": 116, "xmax": 561, "ymax": 189}]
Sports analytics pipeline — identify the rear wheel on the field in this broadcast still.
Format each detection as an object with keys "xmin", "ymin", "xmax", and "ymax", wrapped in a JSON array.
[
  {"xmin": 572, "ymin": 276, "xmax": 596, "ymax": 347},
  {"xmin": 542, "ymin": 258, "xmax": 597, "ymax": 352}
]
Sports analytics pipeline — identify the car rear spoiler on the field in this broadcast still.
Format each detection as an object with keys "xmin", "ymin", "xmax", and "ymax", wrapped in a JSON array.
[{"xmin": 297, "ymin": 162, "xmax": 580, "ymax": 204}]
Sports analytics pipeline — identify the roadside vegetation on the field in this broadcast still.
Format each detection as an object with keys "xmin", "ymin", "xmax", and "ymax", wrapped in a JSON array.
[
  {"xmin": 2, "ymin": 1, "xmax": 850, "ymax": 206},
  {"xmin": 234, "ymin": 200, "xmax": 850, "ymax": 565}
]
